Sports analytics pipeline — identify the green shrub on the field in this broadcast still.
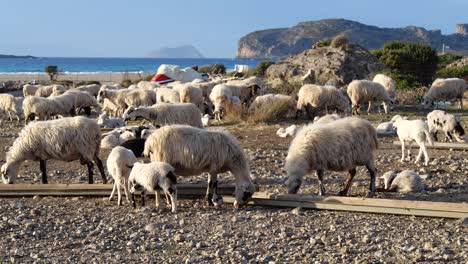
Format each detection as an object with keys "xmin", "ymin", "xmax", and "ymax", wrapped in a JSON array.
[
  {"xmin": 376, "ymin": 69, "xmax": 421, "ymax": 90},
  {"xmin": 197, "ymin": 64, "xmax": 226, "ymax": 75},
  {"xmin": 435, "ymin": 65, "xmax": 468, "ymax": 79},
  {"xmin": 53, "ymin": 80, "xmax": 73, "ymax": 87},
  {"xmin": 44, "ymin": 65, "xmax": 59, "ymax": 81},
  {"xmin": 312, "ymin": 38, "xmax": 332, "ymax": 49},
  {"xmin": 143, "ymin": 74, "xmax": 154, "ymax": 81},
  {"xmin": 120, "ymin": 79, "xmax": 132, "ymax": 88},
  {"xmin": 255, "ymin": 61, "xmax": 274, "ymax": 77},
  {"xmin": 372, "ymin": 41, "xmax": 438, "ymax": 85},
  {"xmin": 330, "ymin": 34, "xmax": 348, "ymax": 49},
  {"xmin": 437, "ymin": 53, "xmax": 462, "ymax": 68}
]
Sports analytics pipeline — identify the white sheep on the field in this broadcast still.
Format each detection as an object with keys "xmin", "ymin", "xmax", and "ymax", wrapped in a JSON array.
[
  {"xmin": 23, "ymin": 84, "xmax": 41, "ymax": 97},
  {"xmin": 313, "ymin": 113, "xmax": 341, "ymax": 124},
  {"xmin": 102, "ymin": 98, "xmax": 119, "ymax": 117},
  {"xmin": 107, "ymin": 146, "xmax": 138, "ymax": 206},
  {"xmin": 22, "ymin": 94, "xmax": 75, "ymax": 121},
  {"xmin": 144, "ymin": 125, "xmax": 255, "ymax": 208},
  {"xmin": 296, "ymin": 84, "xmax": 350, "ymax": 120},
  {"xmin": 347, "ymin": 80, "xmax": 392, "ymax": 115},
  {"xmin": 0, "ymin": 94, "xmax": 23, "ymax": 121},
  {"xmin": 122, "ymin": 103, "xmax": 203, "ymax": 128},
  {"xmin": 285, "ymin": 117, "xmax": 378, "ymax": 197},
  {"xmin": 427, "ymin": 110, "xmax": 465, "ymax": 142},
  {"xmin": 137, "ymin": 81, "xmax": 158, "ymax": 90},
  {"xmin": 1, "ymin": 116, "xmax": 107, "ymax": 184},
  {"xmin": 155, "ymin": 87, "xmax": 180, "ymax": 104},
  {"xmin": 380, "ymin": 170, "xmax": 424, "ymax": 193},
  {"xmin": 97, "ymin": 88, "xmax": 129, "ymax": 116},
  {"xmin": 101, "ymin": 134, "xmax": 120, "ymax": 149},
  {"xmin": 129, "ymin": 162, "xmax": 177, "ymax": 213},
  {"xmin": 178, "ymin": 84, "xmax": 205, "ymax": 111},
  {"xmin": 424, "ymin": 78, "xmax": 466, "ymax": 109},
  {"xmin": 373, "ymin": 74, "xmax": 396, "ymax": 100},
  {"xmin": 66, "ymin": 90, "xmax": 100, "ymax": 116},
  {"xmin": 375, "ymin": 115, "xmax": 405, "ymax": 134},
  {"xmin": 202, "ymin": 114, "xmax": 211, "ymax": 127},
  {"xmin": 73, "ymin": 84, "xmax": 101, "ymax": 97},
  {"xmin": 34, "ymin": 85, "xmax": 67, "ymax": 97},
  {"xmin": 97, "ymin": 113, "xmax": 124, "ymax": 128},
  {"xmin": 209, "ymin": 84, "xmax": 243, "ymax": 120},
  {"xmin": 393, "ymin": 119, "xmax": 434, "ymax": 166}
]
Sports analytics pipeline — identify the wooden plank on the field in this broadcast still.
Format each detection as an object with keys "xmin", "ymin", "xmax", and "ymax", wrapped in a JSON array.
[{"xmin": 393, "ymin": 141, "xmax": 468, "ymax": 150}]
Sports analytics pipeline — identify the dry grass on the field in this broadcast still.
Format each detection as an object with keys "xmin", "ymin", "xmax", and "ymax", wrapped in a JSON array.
[
  {"xmin": 396, "ymin": 87, "xmax": 428, "ymax": 105},
  {"xmin": 248, "ymin": 99, "xmax": 295, "ymax": 123}
]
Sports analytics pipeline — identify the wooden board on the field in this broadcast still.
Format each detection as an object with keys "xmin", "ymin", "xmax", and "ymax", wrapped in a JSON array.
[
  {"xmin": 223, "ymin": 192, "xmax": 468, "ymax": 219},
  {"xmin": 393, "ymin": 141, "xmax": 468, "ymax": 150}
]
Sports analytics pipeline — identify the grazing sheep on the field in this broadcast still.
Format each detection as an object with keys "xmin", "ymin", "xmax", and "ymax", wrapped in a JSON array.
[
  {"xmin": 122, "ymin": 103, "xmax": 203, "ymax": 128},
  {"xmin": 209, "ymin": 84, "xmax": 243, "ymax": 120},
  {"xmin": 120, "ymin": 138, "xmax": 146, "ymax": 157},
  {"xmin": 178, "ymin": 84, "xmax": 204, "ymax": 111},
  {"xmin": 427, "ymin": 110, "xmax": 465, "ymax": 142},
  {"xmin": 97, "ymin": 88, "xmax": 129, "ymax": 116},
  {"xmin": 34, "ymin": 85, "xmax": 67, "ymax": 97},
  {"xmin": 144, "ymin": 125, "xmax": 255, "ymax": 208},
  {"xmin": 380, "ymin": 170, "xmax": 424, "ymax": 193},
  {"xmin": 129, "ymin": 162, "xmax": 177, "ymax": 213},
  {"xmin": 101, "ymin": 84, "xmax": 122, "ymax": 90},
  {"xmin": 0, "ymin": 116, "xmax": 107, "ymax": 184},
  {"xmin": 23, "ymin": 84, "xmax": 41, "ymax": 97},
  {"xmin": 22, "ymin": 94, "xmax": 76, "ymax": 121},
  {"xmin": 347, "ymin": 80, "xmax": 392, "ymax": 115},
  {"xmin": 248, "ymin": 94, "xmax": 296, "ymax": 120},
  {"xmin": 225, "ymin": 76, "xmax": 265, "ymax": 104},
  {"xmin": 424, "ymin": 78, "xmax": 466, "ymax": 109},
  {"xmin": 124, "ymin": 89, "xmax": 156, "ymax": 108},
  {"xmin": 67, "ymin": 90, "xmax": 100, "ymax": 116},
  {"xmin": 155, "ymin": 87, "xmax": 180, "ymax": 104},
  {"xmin": 107, "ymin": 146, "xmax": 137, "ymax": 206},
  {"xmin": 97, "ymin": 113, "xmax": 124, "ymax": 128},
  {"xmin": 313, "ymin": 113, "xmax": 341, "ymax": 124},
  {"xmin": 0, "ymin": 94, "xmax": 23, "ymax": 121},
  {"xmin": 296, "ymin": 84, "xmax": 350, "ymax": 120},
  {"xmin": 285, "ymin": 117, "xmax": 378, "ymax": 197},
  {"xmin": 393, "ymin": 119, "xmax": 434, "ymax": 166},
  {"xmin": 74, "ymin": 84, "xmax": 101, "ymax": 97},
  {"xmin": 137, "ymin": 81, "xmax": 158, "ymax": 90},
  {"xmin": 102, "ymin": 98, "xmax": 119, "ymax": 117},
  {"xmin": 375, "ymin": 115, "xmax": 405, "ymax": 134},
  {"xmin": 373, "ymin": 74, "xmax": 396, "ymax": 100},
  {"xmin": 101, "ymin": 134, "xmax": 120, "ymax": 149}
]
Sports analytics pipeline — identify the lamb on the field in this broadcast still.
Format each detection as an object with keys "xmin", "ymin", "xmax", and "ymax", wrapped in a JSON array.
[
  {"xmin": 97, "ymin": 88, "xmax": 129, "ymax": 116},
  {"xmin": 373, "ymin": 74, "xmax": 396, "ymax": 101},
  {"xmin": 23, "ymin": 84, "xmax": 41, "ymax": 97},
  {"xmin": 380, "ymin": 170, "xmax": 424, "ymax": 193},
  {"xmin": 393, "ymin": 119, "xmax": 434, "ymax": 166},
  {"xmin": 73, "ymin": 84, "xmax": 101, "ymax": 97},
  {"xmin": 285, "ymin": 117, "xmax": 378, "ymax": 197},
  {"xmin": 128, "ymin": 162, "xmax": 177, "ymax": 213},
  {"xmin": 144, "ymin": 125, "xmax": 256, "ymax": 208},
  {"xmin": 375, "ymin": 115, "xmax": 405, "ymax": 134},
  {"xmin": 296, "ymin": 84, "xmax": 350, "ymax": 120},
  {"xmin": 0, "ymin": 116, "xmax": 107, "ymax": 184},
  {"xmin": 122, "ymin": 103, "xmax": 203, "ymax": 128},
  {"xmin": 155, "ymin": 87, "xmax": 180, "ymax": 104},
  {"xmin": 107, "ymin": 146, "xmax": 138, "ymax": 206},
  {"xmin": 0, "ymin": 94, "xmax": 23, "ymax": 121},
  {"xmin": 97, "ymin": 113, "xmax": 124, "ymax": 128},
  {"xmin": 427, "ymin": 110, "xmax": 465, "ymax": 142},
  {"xmin": 248, "ymin": 94, "xmax": 296, "ymax": 120},
  {"xmin": 347, "ymin": 80, "xmax": 392, "ymax": 115},
  {"xmin": 101, "ymin": 133, "xmax": 121, "ymax": 149},
  {"xmin": 423, "ymin": 78, "xmax": 466, "ymax": 109}
]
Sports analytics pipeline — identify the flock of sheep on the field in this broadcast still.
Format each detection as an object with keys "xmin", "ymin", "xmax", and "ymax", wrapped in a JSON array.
[{"xmin": 0, "ymin": 73, "xmax": 466, "ymax": 213}]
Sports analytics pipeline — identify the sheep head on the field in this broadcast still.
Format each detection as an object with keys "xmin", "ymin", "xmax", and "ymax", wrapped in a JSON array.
[
  {"xmin": 1, "ymin": 163, "xmax": 19, "ymax": 184},
  {"xmin": 233, "ymin": 181, "xmax": 255, "ymax": 208},
  {"xmin": 122, "ymin": 106, "xmax": 136, "ymax": 121},
  {"xmin": 380, "ymin": 171, "xmax": 397, "ymax": 190}
]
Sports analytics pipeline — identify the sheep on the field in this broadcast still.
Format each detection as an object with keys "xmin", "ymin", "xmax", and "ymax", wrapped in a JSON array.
[
  {"xmin": 122, "ymin": 103, "xmax": 203, "ymax": 128},
  {"xmin": 393, "ymin": 119, "xmax": 434, "ymax": 166},
  {"xmin": 101, "ymin": 134, "xmax": 120, "ymax": 149},
  {"xmin": 373, "ymin": 74, "xmax": 396, "ymax": 100},
  {"xmin": 375, "ymin": 115, "xmax": 405, "ymax": 134},
  {"xmin": 427, "ymin": 110, "xmax": 465, "ymax": 142},
  {"xmin": 97, "ymin": 113, "xmax": 124, "ymax": 128},
  {"xmin": 102, "ymin": 98, "xmax": 119, "ymax": 117},
  {"xmin": 22, "ymin": 94, "xmax": 75, "ymax": 121},
  {"xmin": 178, "ymin": 84, "xmax": 204, "ymax": 111},
  {"xmin": 225, "ymin": 76, "xmax": 265, "ymax": 103},
  {"xmin": 66, "ymin": 90, "xmax": 100, "ymax": 116},
  {"xmin": 380, "ymin": 170, "xmax": 424, "ymax": 193},
  {"xmin": 23, "ymin": 84, "xmax": 41, "ymax": 97},
  {"xmin": 296, "ymin": 84, "xmax": 350, "ymax": 120},
  {"xmin": 313, "ymin": 113, "xmax": 341, "ymax": 124},
  {"xmin": 124, "ymin": 89, "xmax": 156, "ymax": 108},
  {"xmin": 144, "ymin": 125, "xmax": 255, "ymax": 208},
  {"xmin": 101, "ymin": 84, "xmax": 122, "ymax": 90},
  {"xmin": 423, "ymin": 78, "xmax": 466, "ymax": 109},
  {"xmin": 120, "ymin": 138, "xmax": 146, "ymax": 157},
  {"xmin": 119, "ymin": 130, "xmax": 136, "ymax": 142},
  {"xmin": 73, "ymin": 84, "xmax": 101, "ymax": 97},
  {"xmin": 128, "ymin": 162, "xmax": 177, "ymax": 213},
  {"xmin": 34, "ymin": 85, "xmax": 67, "ymax": 97},
  {"xmin": 347, "ymin": 80, "xmax": 392, "ymax": 115},
  {"xmin": 0, "ymin": 116, "xmax": 107, "ymax": 184},
  {"xmin": 155, "ymin": 87, "xmax": 180, "ymax": 104},
  {"xmin": 285, "ymin": 117, "xmax": 378, "ymax": 197},
  {"xmin": 209, "ymin": 84, "xmax": 242, "ymax": 120},
  {"xmin": 0, "ymin": 94, "xmax": 23, "ymax": 121},
  {"xmin": 107, "ymin": 146, "xmax": 137, "ymax": 206},
  {"xmin": 202, "ymin": 114, "xmax": 211, "ymax": 127},
  {"xmin": 248, "ymin": 94, "xmax": 296, "ymax": 120},
  {"xmin": 97, "ymin": 88, "xmax": 129, "ymax": 116},
  {"xmin": 137, "ymin": 81, "xmax": 158, "ymax": 90}
]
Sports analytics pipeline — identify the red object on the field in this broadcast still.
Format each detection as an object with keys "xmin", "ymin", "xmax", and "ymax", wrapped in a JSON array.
[{"xmin": 151, "ymin": 74, "xmax": 173, "ymax": 84}]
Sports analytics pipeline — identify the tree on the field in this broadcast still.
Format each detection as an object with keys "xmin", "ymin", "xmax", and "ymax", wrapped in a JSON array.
[
  {"xmin": 44, "ymin": 65, "xmax": 59, "ymax": 81},
  {"xmin": 255, "ymin": 61, "xmax": 274, "ymax": 77},
  {"xmin": 372, "ymin": 42, "xmax": 438, "ymax": 86}
]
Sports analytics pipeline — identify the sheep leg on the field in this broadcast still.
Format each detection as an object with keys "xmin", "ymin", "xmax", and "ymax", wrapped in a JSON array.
[
  {"xmin": 210, "ymin": 173, "xmax": 223, "ymax": 207},
  {"xmin": 39, "ymin": 159, "xmax": 48, "ymax": 184},
  {"xmin": 109, "ymin": 183, "xmax": 116, "ymax": 201},
  {"xmin": 400, "ymin": 140, "xmax": 406, "ymax": 162},
  {"xmin": 123, "ymin": 178, "xmax": 130, "ymax": 202},
  {"xmin": 141, "ymin": 190, "xmax": 146, "ymax": 207},
  {"xmin": 406, "ymin": 143, "xmax": 412, "ymax": 161},
  {"xmin": 367, "ymin": 102, "xmax": 372, "ymax": 114},
  {"xmin": 94, "ymin": 157, "xmax": 108, "ymax": 184},
  {"xmin": 432, "ymin": 131, "xmax": 438, "ymax": 142},
  {"xmin": 445, "ymin": 132, "xmax": 453, "ymax": 142},
  {"xmin": 421, "ymin": 144, "xmax": 430, "ymax": 166},
  {"xmin": 168, "ymin": 188, "xmax": 177, "ymax": 213},
  {"xmin": 365, "ymin": 163, "xmax": 376, "ymax": 197},
  {"xmin": 316, "ymin": 170, "xmax": 326, "ymax": 196},
  {"xmin": 338, "ymin": 168, "xmax": 356, "ymax": 196},
  {"xmin": 86, "ymin": 162, "xmax": 94, "ymax": 184},
  {"xmin": 116, "ymin": 180, "xmax": 122, "ymax": 206},
  {"xmin": 155, "ymin": 189, "xmax": 162, "ymax": 208},
  {"xmin": 460, "ymin": 98, "xmax": 463, "ymax": 110},
  {"xmin": 131, "ymin": 192, "xmax": 136, "ymax": 209}
]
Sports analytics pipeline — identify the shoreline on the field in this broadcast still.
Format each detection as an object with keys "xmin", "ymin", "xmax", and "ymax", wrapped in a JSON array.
[{"xmin": 0, "ymin": 72, "xmax": 152, "ymax": 83}]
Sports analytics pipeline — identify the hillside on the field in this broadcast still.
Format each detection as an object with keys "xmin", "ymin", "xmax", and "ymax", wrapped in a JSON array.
[
  {"xmin": 237, "ymin": 19, "xmax": 468, "ymax": 59},
  {"xmin": 0, "ymin": 54, "xmax": 35, "ymax": 58},
  {"xmin": 147, "ymin": 45, "xmax": 204, "ymax": 58}
]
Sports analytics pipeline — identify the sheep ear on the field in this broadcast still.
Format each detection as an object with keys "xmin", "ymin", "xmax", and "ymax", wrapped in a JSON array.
[
  {"xmin": 166, "ymin": 171, "xmax": 177, "ymax": 184},
  {"xmin": 126, "ymin": 165, "xmax": 134, "ymax": 169}
]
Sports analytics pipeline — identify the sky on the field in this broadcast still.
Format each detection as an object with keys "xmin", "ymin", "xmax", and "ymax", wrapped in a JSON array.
[{"xmin": 1, "ymin": 0, "xmax": 467, "ymax": 58}]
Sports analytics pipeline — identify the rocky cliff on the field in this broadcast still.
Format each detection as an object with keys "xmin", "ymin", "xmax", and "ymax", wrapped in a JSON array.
[{"xmin": 237, "ymin": 19, "xmax": 468, "ymax": 59}]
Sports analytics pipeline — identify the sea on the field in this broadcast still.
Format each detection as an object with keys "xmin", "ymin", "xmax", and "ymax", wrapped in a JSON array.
[{"xmin": 0, "ymin": 57, "xmax": 262, "ymax": 74}]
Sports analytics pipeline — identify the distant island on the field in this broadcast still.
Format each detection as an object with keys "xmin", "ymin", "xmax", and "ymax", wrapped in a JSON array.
[
  {"xmin": 237, "ymin": 19, "xmax": 468, "ymax": 59},
  {"xmin": 0, "ymin": 54, "xmax": 36, "ymax": 59},
  {"xmin": 147, "ymin": 45, "xmax": 204, "ymax": 58}
]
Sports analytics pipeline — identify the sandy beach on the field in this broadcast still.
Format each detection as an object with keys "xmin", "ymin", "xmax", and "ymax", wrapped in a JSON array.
[{"xmin": 0, "ymin": 72, "xmax": 152, "ymax": 84}]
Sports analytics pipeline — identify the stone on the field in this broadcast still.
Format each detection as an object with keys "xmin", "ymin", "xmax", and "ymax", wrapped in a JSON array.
[{"xmin": 174, "ymin": 234, "xmax": 185, "ymax": 243}]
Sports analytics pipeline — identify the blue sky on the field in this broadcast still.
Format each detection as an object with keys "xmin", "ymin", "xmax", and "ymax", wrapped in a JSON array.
[{"xmin": 1, "ymin": 0, "xmax": 467, "ymax": 58}]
